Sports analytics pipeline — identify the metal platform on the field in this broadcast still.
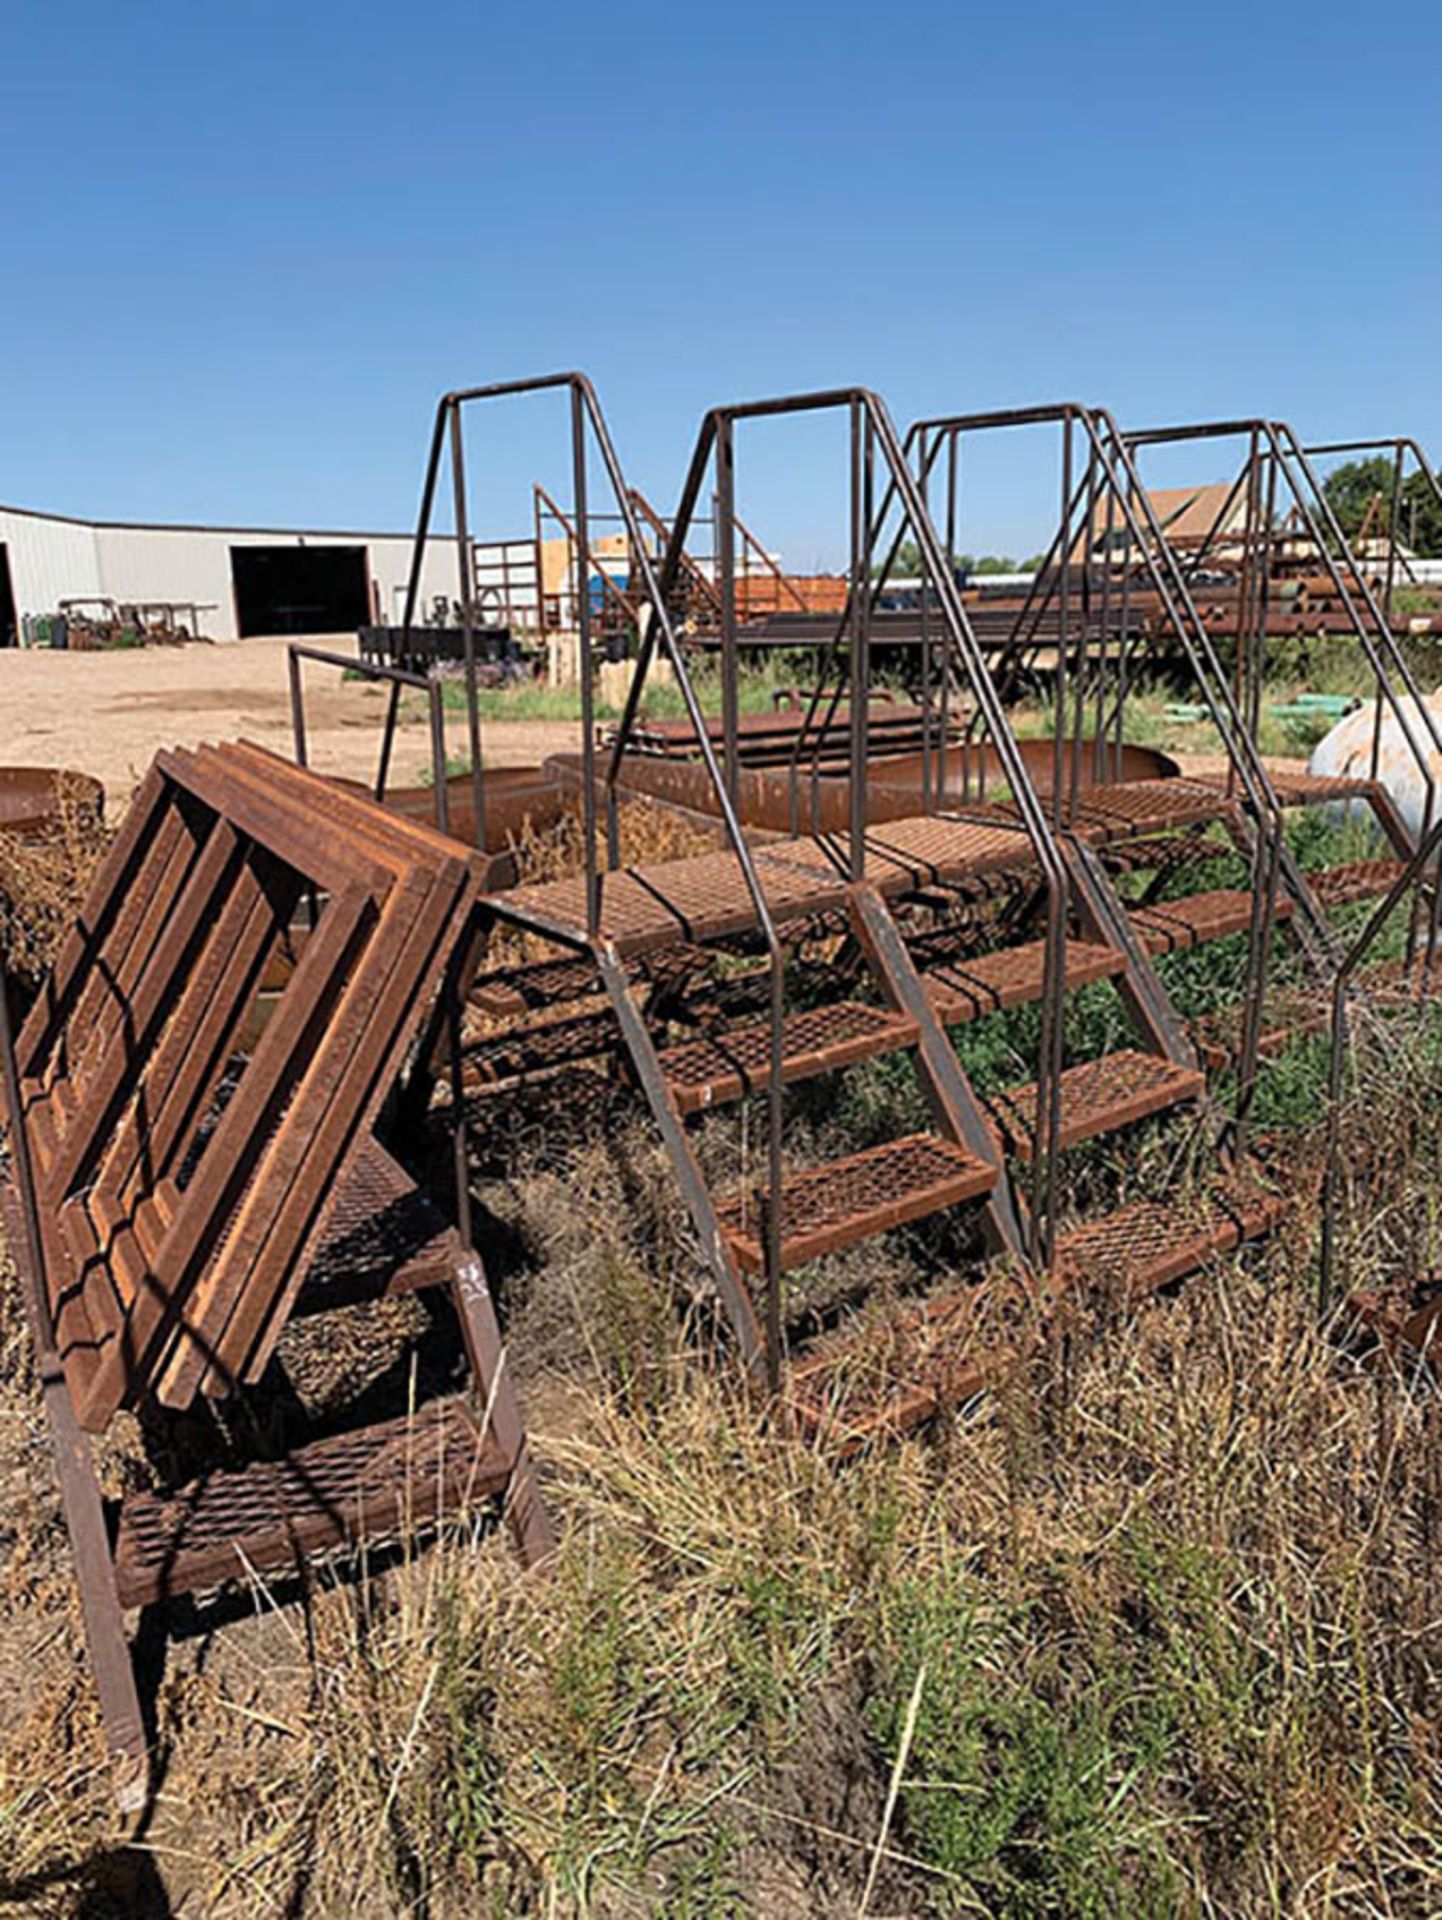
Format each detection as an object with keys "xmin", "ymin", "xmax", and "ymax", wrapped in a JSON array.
[
  {"xmin": 985, "ymin": 1048, "xmax": 1205, "ymax": 1159},
  {"xmin": 716, "ymin": 1131, "xmax": 997, "ymax": 1273},
  {"xmin": 486, "ymin": 815, "xmax": 1038, "ymax": 954},
  {"xmin": 1130, "ymin": 888, "xmax": 1296, "ymax": 954},
  {"xmin": 1307, "ymin": 859, "xmax": 1411, "ymax": 907}
]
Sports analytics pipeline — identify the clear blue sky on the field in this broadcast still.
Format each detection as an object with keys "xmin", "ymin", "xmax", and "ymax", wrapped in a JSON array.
[{"xmin": 3, "ymin": 0, "xmax": 1437, "ymax": 566}]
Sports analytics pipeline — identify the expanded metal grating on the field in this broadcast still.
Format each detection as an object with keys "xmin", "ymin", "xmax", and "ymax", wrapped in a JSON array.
[
  {"xmin": 492, "ymin": 815, "xmax": 1042, "ymax": 952},
  {"xmin": 492, "ymin": 848, "xmax": 848, "ymax": 953},
  {"xmin": 785, "ymin": 1272, "xmax": 1045, "ymax": 1449},
  {"xmin": 782, "ymin": 1172, "xmax": 1286, "ymax": 1449},
  {"xmin": 986, "ymin": 1048, "xmax": 1204, "ymax": 1159},
  {"xmin": 1255, "ymin": 770, "xmax": 1377, "ymax": 807},
  {"xmin": 471, "ymin": 953, "xmax": 605, "ymax": 1017},
  {"xmin": 113, "ymin": 1399, "xmax": 508, "ymax": 1608},
  {"xmin": 464, "ymin": 1006, "xmax": 622, "ymax": 1087},
  {"xmin": 294, "ymin": 1142, "xmax": 462, "ymax": 1314},
  {"xmin": 1055, "ymin": 1181, "xmax": 1289, "ymax": 1301},
  {"xmin": 1130, "ymin": 888, "xmax": 1294, "ymax": 954},
  {"xmin": 924, "ymin": 939, "xmax": 1124, "ymax": 1023},
  {"xmin": 1002, "ymin": 779, "xmax": 1230, "ymax": 843},
  {"xmin": 1307, "ymin": 860, "xmax": 1410, "ymax": 907},
  {"xmin": 658, "ymin": 1001, "xmax": 917, "ymax": 1114},
  {"xmin": 716, "ymin": 1131, "xmax": 997, "ymax": 1273}
]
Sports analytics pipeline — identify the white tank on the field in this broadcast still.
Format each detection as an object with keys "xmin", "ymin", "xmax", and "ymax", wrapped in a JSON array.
[{"xmin": 1309, "ymin": 691, "xmax": 1442, "ymax": 842}]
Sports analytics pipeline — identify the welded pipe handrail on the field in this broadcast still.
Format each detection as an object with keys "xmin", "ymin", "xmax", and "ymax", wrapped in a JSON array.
[
  {"xmin": 1318, "ymin": 810, "xmax": 1442, "ymax": 1308},
  {"xmin": 286, "ymin": 644, "xmax": 453, "ymax": 838},
  {"xmin": 896, "ymin": 402, "xmax": 1300, "ymax": 1132},
  {"xmin": 400, "ymin": 374, "xmax": 798, "ymax": 1386},
  {"xmin": 609, "ymin": 387, "xmax": 1076, "ymax": 1265}
]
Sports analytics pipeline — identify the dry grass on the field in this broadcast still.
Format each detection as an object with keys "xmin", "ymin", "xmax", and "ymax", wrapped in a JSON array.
[
  {"xmin": 4, "ymin": 760, "xmax": 1442, "ymax": 1914},
  {"xmin": 0, "ymin": 775, "xmax": 110, "ymax": 980}
]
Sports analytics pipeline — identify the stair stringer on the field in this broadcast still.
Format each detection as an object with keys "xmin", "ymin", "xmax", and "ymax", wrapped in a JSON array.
[
  {"xmin": 845, "ymin": 882, "xmax": 1029, "ymax": 1264},
  {"xmin": 593, "ymin": 941, "xmax": 769, "ymax": 1376}
]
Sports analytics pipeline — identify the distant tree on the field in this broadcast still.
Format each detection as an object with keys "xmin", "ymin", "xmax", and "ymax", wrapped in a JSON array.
[
  {"xmin": 1320, "ymin": 455, "xmax": 1442, "ymax": 555},
  {"xmin": 1402, "ymin": 470, "xmax": 1442, "ymax": 557},
  {"xmin": 1320, "ymin": 457, "xmax": 1394, "ymax": 537}
]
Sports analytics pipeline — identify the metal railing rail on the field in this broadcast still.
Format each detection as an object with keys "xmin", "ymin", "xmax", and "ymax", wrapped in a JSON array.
[
  {"xmin": 287, "ymin": 645, "xmax": 454, "ymax": 833},
  {"xmin": 885, "ymin": 405, "xmax": 1303, "ymax": 1139},
  {"xmin": 398, "ymin": 373, "xmax": 810, "ymax": 1388},
  {"xmin": 607, "ymin": 386, "xmax": 1074, "ymax": 1267},
  {"xmin": 1318, "ymin": 809, "xmax": 1442, "ymax": 1308}
]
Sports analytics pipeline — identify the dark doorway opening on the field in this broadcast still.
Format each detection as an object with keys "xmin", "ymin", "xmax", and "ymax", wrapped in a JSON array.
[
  {"xmin": 230, "ymin": 545, "xmax": 370, "ymax": 637},
  {"xmin": 0, "ymin": 546, "xmax": 16, "ymax": 648}
]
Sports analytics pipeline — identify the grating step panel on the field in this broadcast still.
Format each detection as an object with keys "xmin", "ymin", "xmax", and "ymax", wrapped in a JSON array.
[
  {"xmin": 113, "ymin": 1399, "xmax": 509, "ymax": 1608},
  {"xmin": 489, "ymin": 816, "xmax": 1039, "ymax": 952},
  {"xmin": 716, "ymin": 1132, "xmax": 997, "ymax": 1273},
  {"xmin": 1130, "ymin": 888, "xmax": 1294, "ymax": 955},
  {"xmin": 924, "ymin": 938, "xmax": 1125, "ymax": 1022},
  {"xmin": 1055, "ymin": 1180, "xmax": 1288, "ymax": 1300},
  {"xmin": 785, "ymin": 1271, "xmax": 1048, "ymax": 1450},
  {"xmin": 986, "ymin": 1048, "xmax": 1204, "ymax": 1160},
  {"xmin": 1257, "ymin": 769, "xmax": 1376, "ymax": 807},
  {"xmin": 659, "ymin": 1001, "xmax": 918, "ymax": 1114},
  {"xmin": 1193, "ymin": 954, "xmax": 1442, "ymax": 1067},
  {"xmin": 463, "ymin": 1007, "xmax": 622, "ymax": 1088},
  {"xmin": 784, "ymin": 1172, "xmax": 1285, "ymax": 1449},
  {"xmin": 1308, "ymin": 859, "xmax": 1410, "ymax": 908},
  {"xmin": 471, "ymin": 953, "xmax": 603, "ymax": 1018},
  {"xmin": 293, "ymin": 1141, "xmax": 464, "ymax": 1316}
]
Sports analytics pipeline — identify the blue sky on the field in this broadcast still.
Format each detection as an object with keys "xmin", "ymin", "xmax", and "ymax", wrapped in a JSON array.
[{"xmin": 2, "ymin": 0, "xmax": 1437, "ymax": 565}]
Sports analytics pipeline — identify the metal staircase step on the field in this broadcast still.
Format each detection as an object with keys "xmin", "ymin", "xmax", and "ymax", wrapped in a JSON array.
[
  {"xmin": 716, "ymin": 1132, "xmax": 997, "ymax": 1273},
  {"xmin": 112, "ymin": 1399, "xmax": 509, "ymax": 1608},
  {"xmin": 470, "ymin": 941, "xmax": 713, "ymax": 1018},
  {"xmin": 985, "ymin": 1048, "xmax": 1205, "ymax": 1160},
  {"xmin": 1054, "ymin": 1181, "xmax": 1289, "ymax": 1299},
  {"xmin": 783, "ymin": 1176, "xmax": 1285, "ymax": 1449},
  {"xmin": 1307, "ymin": 859, "xmax": 1410, "ymax": 907},
  {"xmin": 463, "ymin": 1006, "xmax": 621, "ymax": 1088},
  {"xmin": 923, "ymin": 938, "xmax": 1125, "ymax": 1022},
  {"xmin": 1192, "ymin": 954, "xmax": 1442, "ymax": 1067},
  {"xmin": 659, "ymin": 1001, "xmax": 918, "ymax": 1114},
  {"xmin": 1130, "ymin": 888, "xmax": 1294, "ymax": 954},
  {"xmin": 471, "ymin": 953, "xmax": 604, "ymax": 1017}
]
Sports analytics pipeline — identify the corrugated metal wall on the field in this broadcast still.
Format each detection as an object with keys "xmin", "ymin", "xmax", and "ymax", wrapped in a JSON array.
[
  {"xmin": 0, "ymin": 508, "xmax": 103, "ymax": 617},
  {"xmin": 0, "ymin": 507, "xmax": 478, "ymax": 641}
]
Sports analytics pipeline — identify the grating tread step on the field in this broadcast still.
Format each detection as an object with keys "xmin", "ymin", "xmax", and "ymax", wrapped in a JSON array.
[
  {"xmin": 991, "ymin": 778, "xmax": 1230, "ymax": 843},
  {"xmin": 784, "ymin": 1175, "xmax": 1284, "ymax": 1448},
  {"xmin": 464, "ymin": 1006, "xmax": 621, "ymax": 1087},
  {"xmin": 1055, "ymin": 1182, "xmax": 1289, "ymax": 1298},
  {"xmin": 924, "ymin": 938, "xmax": 1125, "ymax": 1022},
  {"xmin": 489, "ymin": 815, "xmax": 1036, "ymax": 953},
  {"xmin": 1307, "ymin": 859, "xmax": 1410, "ymax": 907},
  {"xmin": 717, "ymin": 1132, "xmax": 997, "ymax": 1273},
  {"xmin": 660, "ymin": 1001, "xmax": 917, "ymax": 1114},
  {"xmin": 1130, "ymin": 888, "xmax": 1294, "ymax": 954},
  {"xmin": 1192, "ymin": 955, "xmax": 1442, "ymax": 1066},
  {"xmin": 113, "ymin": 1399, "xmax": 509, "ymax": 1608},
  {"xmin": 471, "ymin": 954, "xmax": 603, "ymax": 1017},
  {"xmin": 986, "ymin": 1048, "xmax": 1204, "ymax": 1160}
]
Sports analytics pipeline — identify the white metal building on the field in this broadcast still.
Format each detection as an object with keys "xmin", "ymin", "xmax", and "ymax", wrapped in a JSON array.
[{"xmin": 0, "ymin": 501, "xmax": 474, "ymax": 646}]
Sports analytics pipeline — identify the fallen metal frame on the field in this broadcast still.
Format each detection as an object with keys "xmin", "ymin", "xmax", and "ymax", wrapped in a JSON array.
[{"xmin": 0, "ymin": 743, "xmax": 553, "ymax": 1800}]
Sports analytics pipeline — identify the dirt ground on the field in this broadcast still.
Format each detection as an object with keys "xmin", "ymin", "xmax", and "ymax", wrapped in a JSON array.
[{"xmin": 0, "ymin": 636, "xmax": 582, "ymax": 809}]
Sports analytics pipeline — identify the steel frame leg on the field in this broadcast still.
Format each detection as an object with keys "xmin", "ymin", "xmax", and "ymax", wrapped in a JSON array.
[
  {"xmin": 2, "ymin": 1192, "xmax": 149, "ymax": 1809},
  {"xmin": 449, "ymin": 1250, "xmax": 556, "ymax": 1570}
]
